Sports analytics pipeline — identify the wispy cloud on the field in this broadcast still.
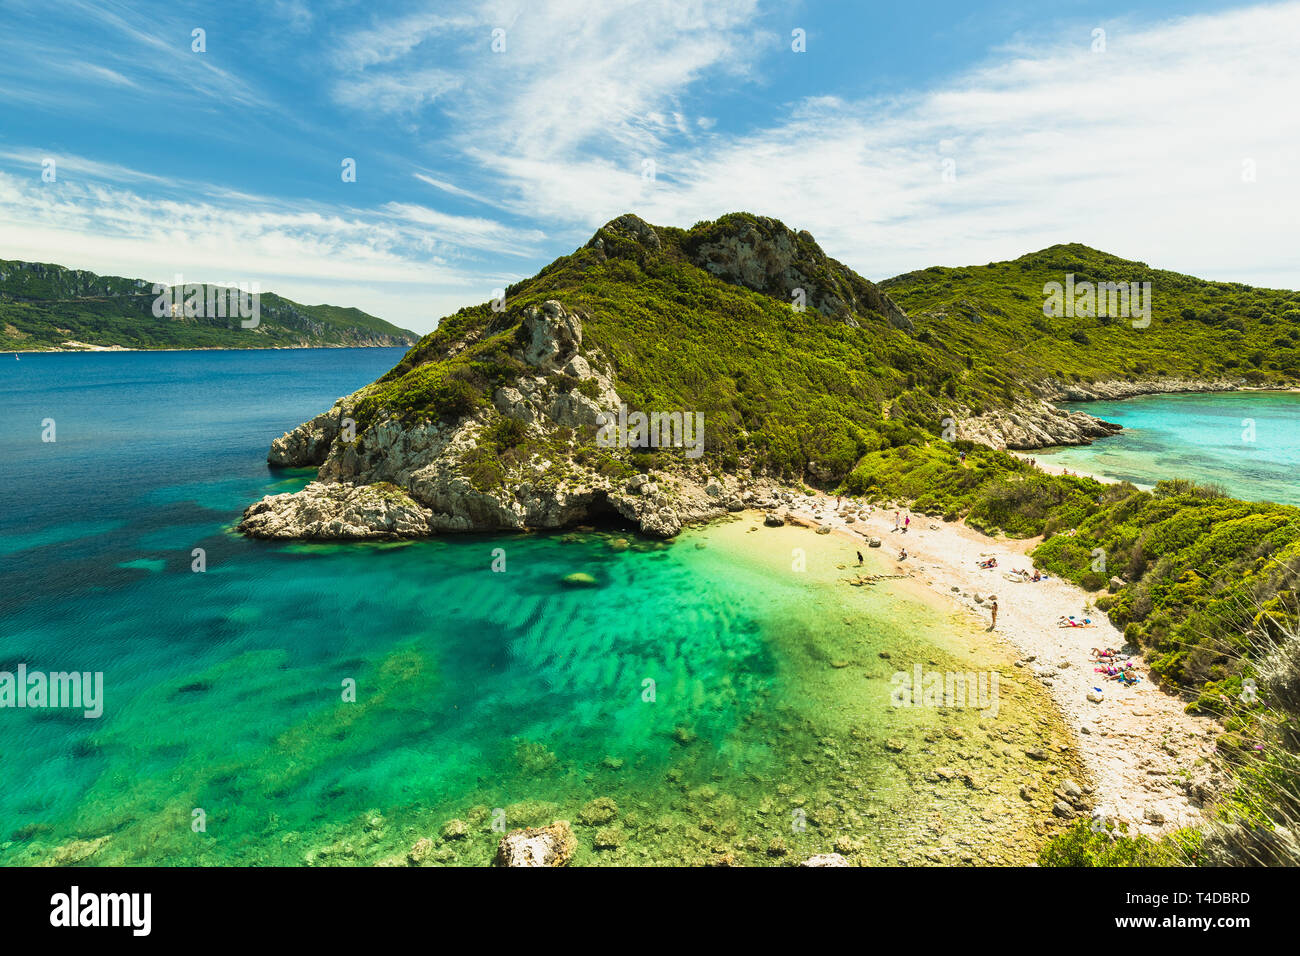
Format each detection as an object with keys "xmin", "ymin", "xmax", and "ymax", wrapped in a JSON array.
[
  {"xmin": 327, "ymin": 0, "xmax": 768, "ymax": 206},
  {"xmin": 402, "ymin": 0, "xmax": 1299, "ymax": 288},
  {"xmin": 321, "ymin": 0, "xmax": 1300, "ymax": 289}
]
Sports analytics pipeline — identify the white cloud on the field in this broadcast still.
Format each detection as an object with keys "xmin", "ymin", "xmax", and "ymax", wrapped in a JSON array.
[
  {"xmin": 329, "ymin": 0, "xmax": 767, "ymax": 207},
  {"xmin": 332, "ymin": 69, "xmax": 463, "ymax": 114},
  {"xmin": 343, "ymin": 0, "xmax": 1300, "ymax": 289},
  {"xmin": 642, "ymin": 3, "xmax": 1300, "ymax": 289}
]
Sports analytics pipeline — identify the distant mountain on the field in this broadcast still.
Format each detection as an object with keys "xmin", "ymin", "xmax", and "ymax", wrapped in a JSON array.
[{"xmin": 0, "ymin": 259, "xmax": 418, "ymax": 350}]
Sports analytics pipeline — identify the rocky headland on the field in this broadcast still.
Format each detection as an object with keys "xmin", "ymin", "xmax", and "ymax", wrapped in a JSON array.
[
  {"xmin": 237, "ymin": 212, "xmax": 1276, "ymax": 542},
  {"xmin": 952, "ymin": 377, "xmax": 1245, "ymax": 451},
  {"xmin": 241, "ymin": 299, "xmax": 747, "ymax": 540}
]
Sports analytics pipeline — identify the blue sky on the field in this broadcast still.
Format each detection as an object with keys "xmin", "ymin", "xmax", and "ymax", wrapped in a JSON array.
[{"xmin": 1, "ymin": 0, "xmax": 1296, "ymax": 333}]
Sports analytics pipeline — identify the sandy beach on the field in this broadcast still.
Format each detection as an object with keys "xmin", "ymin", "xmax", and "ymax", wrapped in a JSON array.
[
  {"xmin": 775, "ymin": 492, "xmax": 1219, "ymax": 837},
  {"xmin": 1009, "ymin": 452, "xmax": 1117, "ymax": 484}
]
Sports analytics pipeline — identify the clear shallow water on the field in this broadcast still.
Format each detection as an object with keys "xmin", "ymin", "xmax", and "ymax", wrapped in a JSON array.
[
  {"xmin": 1036, "ymin": 391, "xmax": 1300, "ymax": 506},
  {"xmin": 1, "ymin": 350, "xmax": 1067, "ymax": 866}
]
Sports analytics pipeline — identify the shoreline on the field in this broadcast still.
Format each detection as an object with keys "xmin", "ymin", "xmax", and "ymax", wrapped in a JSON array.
[
  {"xmin": 1008, "ymin": 452, "xmax": 1128, "ymax": 486},
  {"xmin": 771, "ymin": 496, "xmax": 1219, "ymax": 837}
]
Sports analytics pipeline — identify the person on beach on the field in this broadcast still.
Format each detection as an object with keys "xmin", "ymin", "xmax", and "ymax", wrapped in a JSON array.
[
  {"xmin": 893, "ymin": 511, "xmax": 901, "ymax": 531},
  {"xmin": 837, "ymin": 495, "xmax": 842, "ymax": 510},
  {"xmin": 903, "ymin": 515, "xmax": 910, "ymax": 533},
  {"xmin": 989, "ymin": 599, "xmax": 998, "ymax": 630},
  {"xmin": 856, "ymin": 550, "xmax": 864, "ymax": 566},
  {"xmin": 898, "ymin": 548, "xmax": 908, "ymax": 561}
]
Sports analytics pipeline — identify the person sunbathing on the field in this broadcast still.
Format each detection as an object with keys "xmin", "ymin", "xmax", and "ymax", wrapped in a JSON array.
[{"xmin": 977, "ymin": 558, "xmax": 998, "ymax": 569}]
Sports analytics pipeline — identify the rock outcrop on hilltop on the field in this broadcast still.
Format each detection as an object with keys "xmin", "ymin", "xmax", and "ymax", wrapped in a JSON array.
[{"xmin": 591, "ymin": 213, "xmax": 913, "ymax": 332}]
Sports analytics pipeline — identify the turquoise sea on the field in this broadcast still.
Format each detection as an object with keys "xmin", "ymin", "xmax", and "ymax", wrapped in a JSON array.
[
  {"xmin": 1035, "ymin": 391, "xmax": 1300, "ymax": 506},
  {"xmin": 0, "ymin": 349, "xmax": 1067, "ymax": 866}
]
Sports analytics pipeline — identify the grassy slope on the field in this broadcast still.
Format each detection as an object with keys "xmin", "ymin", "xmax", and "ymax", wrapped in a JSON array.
[
  {"xmin": 0, "ymin": 259, "xmax": 418, "ymax": 349},
  {"xmin": 360, "ymin": 215, "xmax": 979, "ymax": 480}
]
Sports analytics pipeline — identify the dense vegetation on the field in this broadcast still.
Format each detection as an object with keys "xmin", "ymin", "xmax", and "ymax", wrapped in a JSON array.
[
  {"xmin": 884, "ymin": 243, "xmax": 1300, "ymax": 398},
  {"xmin": 356, "ymin": 217, "xmax": 948, "ymax": 477},
  {"xmin": 0, "ymin": 259, "xmax": 417, "ymax": 350}
]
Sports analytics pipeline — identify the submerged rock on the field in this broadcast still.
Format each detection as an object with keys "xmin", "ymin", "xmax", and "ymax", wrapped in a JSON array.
[
  {"xmin": 408, "ymin": 837, "xmax": 434, "ymax": 864},
  {"xmin": 578, "ymin": 797, "xmax": 618, "ymax": 826},
  {"xmin": 42, "ymin": 835, "xmax": 111, "ymax": 867},
  {"xmin": 493, "ymin": 821, "xmax": 576, "ymax": 867},
  {"xmin": 801, "ymin": 853, "xmax": 849, "ymax": 867}
]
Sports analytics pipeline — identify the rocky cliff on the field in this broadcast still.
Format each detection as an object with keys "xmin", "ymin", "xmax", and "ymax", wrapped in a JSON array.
[
  {"xmin": 953, "ymin": 398, "xmax": 1123, "ymax": 450},
  {"xmin": 240, "ymin": 300, "xmax": 740, "ymax": 540},
  {"xmin": 1040, "ymin": 378, "xmax": 1242, "ymax": 403}
]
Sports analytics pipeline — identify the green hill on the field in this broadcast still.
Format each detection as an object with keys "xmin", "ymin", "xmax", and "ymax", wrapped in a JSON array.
[
  {"xmin": 883, "ymin": 242, "xmax": 1300, "ymax": 389},
  {"xmin": 0, "ymin": 259, "xmax": 418, "ymax": 350},
  {"xmin": 356, "ymin": 215, "xmax": 1299, "ymax": 484}
]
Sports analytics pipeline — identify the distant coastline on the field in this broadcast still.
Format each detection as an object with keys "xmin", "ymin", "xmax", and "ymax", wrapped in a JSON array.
[{"xmin": 10, "ymin": 342, "xmax": 411, "ymax": 354}]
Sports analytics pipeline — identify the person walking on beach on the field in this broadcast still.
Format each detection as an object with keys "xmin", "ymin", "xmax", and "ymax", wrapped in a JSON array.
[
  {"xmin": 856, "ymin": 550, "xmax": 864, "ymax": 566},
  {"xmin": 893, "ymin": 511, "xmax": 901, "ymax": 532},
  {"xmin": 989, "ymin": 599, "xmax": 999, "ymax": 631},
  {"xmin": 903, "ymin": 514, "xmax": 910, "ymax": 533}
]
